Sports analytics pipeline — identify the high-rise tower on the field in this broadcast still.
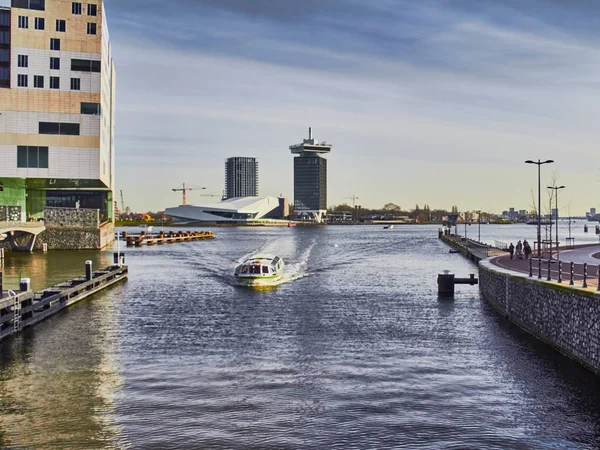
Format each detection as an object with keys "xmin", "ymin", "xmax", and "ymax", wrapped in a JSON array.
[
  {"xmin": 289, "ymin": 128, "xmax": 332, "ymax": 223},
  {"xmin": 225, "ymin": 157, "xmax": 258, "ymax": 199},
  {"xmin": 0, "ymin": 0, "xmax": 116, "ymax": 225}
]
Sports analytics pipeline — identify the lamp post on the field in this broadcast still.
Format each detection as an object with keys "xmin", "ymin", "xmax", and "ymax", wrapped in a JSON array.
[
  {"xmin": 547, "ymin": 185, "xmax": 565, "ymax": 261},
  {"xmin": 525, "ymin": 159, "xmax": 554, "ymax": 279},
  {"xmin": 478, "ymin": 210, "xmax": 481, "ymax": 242}
]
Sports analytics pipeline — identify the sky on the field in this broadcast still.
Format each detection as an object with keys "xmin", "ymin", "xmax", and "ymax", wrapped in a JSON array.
[{"xmin": 5, "ymin": 0, "xmax": 599, "ymax": 214}]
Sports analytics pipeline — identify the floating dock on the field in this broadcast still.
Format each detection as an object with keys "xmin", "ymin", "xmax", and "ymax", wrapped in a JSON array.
[
  {"xmin": 0, "ymin": 262, "xmax": 128, "ymax": 342},
  {"xmin": 123, "ymin": 230, "xmax": 215, "ymax": 247}
]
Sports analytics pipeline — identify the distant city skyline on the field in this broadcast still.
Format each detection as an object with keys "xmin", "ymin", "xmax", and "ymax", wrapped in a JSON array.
[{"xmin": 1, "ymin": 0, "xmax": 593, "ymax": 213}]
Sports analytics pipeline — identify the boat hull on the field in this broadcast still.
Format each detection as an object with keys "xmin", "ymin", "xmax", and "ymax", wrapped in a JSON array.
[{"xmin": 234, "ymin": 275, "xmax": 282, "ymax": 288}]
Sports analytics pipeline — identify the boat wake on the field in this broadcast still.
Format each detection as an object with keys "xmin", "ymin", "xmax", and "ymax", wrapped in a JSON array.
[{"xmin": 231, "ymin": 239, "xmax": 316, "ymax": 288}]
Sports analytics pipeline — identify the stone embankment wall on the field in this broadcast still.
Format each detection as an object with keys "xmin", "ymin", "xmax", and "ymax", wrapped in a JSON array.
[
  {"xmin": 479, "ymin": 259, "xmax": 600, "ymax": 375},
  {"xmin": 44, "ymin": 207, "xmax": 99, "ymax": 228}
]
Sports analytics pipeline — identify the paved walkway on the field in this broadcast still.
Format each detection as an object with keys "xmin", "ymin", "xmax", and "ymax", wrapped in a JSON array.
[{"xmin": 489, "ymin": 244, "xmax": 600, "ymax": 289}]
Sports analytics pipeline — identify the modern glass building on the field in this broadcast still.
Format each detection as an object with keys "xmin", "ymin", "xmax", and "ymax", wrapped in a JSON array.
[
  {"xmin": 289, "ymin": 128, "xmax": 332, "ymax": 222},
  {"xmin": 225, "ymin": 157, "xmax": 258, "ymax": 199},
  {"xmin": 0, "ymin": 0, "xmax": 116, "ymax": 223}
]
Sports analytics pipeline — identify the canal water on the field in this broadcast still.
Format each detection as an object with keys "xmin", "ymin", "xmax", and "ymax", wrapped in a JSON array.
[{"xmin": 0, "ymin": 225, "xmax": 599, "ymax": 449}]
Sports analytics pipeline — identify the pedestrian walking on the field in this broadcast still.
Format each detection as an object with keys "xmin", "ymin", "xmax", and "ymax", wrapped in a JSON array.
[
  {"xmin": 523, "ymin": 240, "xmax": 531, "ymax": 260},
  {"xmin": 516, "ymin": 240, "xmax": 523, "ymax": 260},
  {"xmin": 508, "ymin": 242, "xmax": 514, "ymax": 260}
]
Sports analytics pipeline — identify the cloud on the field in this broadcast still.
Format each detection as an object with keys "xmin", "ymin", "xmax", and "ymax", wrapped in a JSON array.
[{"xmin": 102, "ymin": 0, "xmax": 600, "ymax": 213}]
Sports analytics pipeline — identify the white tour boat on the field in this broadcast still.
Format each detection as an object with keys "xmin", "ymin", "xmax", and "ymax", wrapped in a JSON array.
[{"xmin": 234, "ymin": 255, "xmax": 285, "ymax": 287}]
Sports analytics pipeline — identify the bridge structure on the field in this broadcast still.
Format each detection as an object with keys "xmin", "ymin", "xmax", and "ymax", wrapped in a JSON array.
[{"xmin": 0, "ymin": 222, "xmax": 46, "ymax": 253}]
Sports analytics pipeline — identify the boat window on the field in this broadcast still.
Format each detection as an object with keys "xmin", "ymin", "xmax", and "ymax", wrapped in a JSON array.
[
  {"xmin": 262, "ymin": 266, "xmax": 269, "ymax": 274},
  {"xmin": 241, "ymin": 265, "xmax": 248, "ymax": 274},
  {"xmin": 250, "ymin": 265, "xmax": 261, "ymax": 274},
  {"xmin": 273, "ymin": 256, "xmax": 280, "ymax": 264},
  {"xmin": 235, "ymin": 266, "xmax": 241, "ymax": 275}
]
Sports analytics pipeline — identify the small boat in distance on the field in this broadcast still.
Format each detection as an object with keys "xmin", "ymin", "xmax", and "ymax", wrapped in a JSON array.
[
  {"xmin": 383, "ymin": 225, "xmax": 395, "ymax": 229},
  {"xmin": 234, "ymin": 255, "xmax": 285, "ymax": 288}
]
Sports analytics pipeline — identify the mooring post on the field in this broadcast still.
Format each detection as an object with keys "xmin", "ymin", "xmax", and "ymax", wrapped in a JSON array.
[
  {"xmin": 85, "ymin": 260, "xmax": 93, "ymax": 281},
  {"xmin": 437, "ymin": 270, "xmax": 455, "ymax": 297},
  {"xmin": 570, "ymin": 262, "xmax": 574, "ymax": 286},
  {"xmin": 538, "ymin": 257, "xmax": 542, "ymax": 279},
  {"xmin": 42, "ymin": 243, "xmax": 47, "ymax": 253},
  {"xmin": 20, "ymin": 278, "xmax": 30, "ymax": 292},
  {"xmin": 547, "ymin": 259, "xmax": 552, "ymax": 281},
  {"xmin": 558, "ymin": 261, "xmax": 562, "ymax": 283},
  {"xmin": 583, "ymin": 263, "xmax": 588, "ymax": 288}
]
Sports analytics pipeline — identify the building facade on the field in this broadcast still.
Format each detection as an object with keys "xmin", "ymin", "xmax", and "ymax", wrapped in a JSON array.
[
  {"xmin": 225, "ymin": 157, "xmax": 258, "ymax": 199},
  {"xmin": 0, "ymin": 0, "xmax": 115, "ymax": 223},
  {"xmin": 289, "ymin": 128, "xmax": 331, "ymax": 222}
]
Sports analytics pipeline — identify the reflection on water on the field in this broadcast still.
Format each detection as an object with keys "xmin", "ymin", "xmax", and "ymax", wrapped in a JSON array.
[
  {"xmin": 0, "ymin": 225, "xmax": 599, "ymax": 449},
  {"xmin": 0, "ymin": 279, "xmax": 125, "ymax": 448}
]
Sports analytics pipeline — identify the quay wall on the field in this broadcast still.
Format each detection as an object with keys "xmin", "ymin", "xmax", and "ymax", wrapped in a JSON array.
[
  {"xmin": 44, "ymin": 206, "xmax": 99, "ymax": 228},
  {"xmin": 479, "ymin": 259, "xmax": 600, "ymax": 375},
  {"xmin": 36, "ymin": 221, "xmax": 114, "ymax": 250}
]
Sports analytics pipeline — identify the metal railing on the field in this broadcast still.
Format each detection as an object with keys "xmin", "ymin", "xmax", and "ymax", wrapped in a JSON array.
[{"xmin": 528, "ymin": 258, "xmax": 600, "ymax": 290}]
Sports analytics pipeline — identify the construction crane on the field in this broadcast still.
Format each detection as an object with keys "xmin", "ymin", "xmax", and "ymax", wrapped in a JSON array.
[
  {"xmin": 172, "ymin": 184, "xmax": 209, "ymax": 206},
  {"xmin": 344, "ymin": 195, "xmax": 359, "ymax": 208}
]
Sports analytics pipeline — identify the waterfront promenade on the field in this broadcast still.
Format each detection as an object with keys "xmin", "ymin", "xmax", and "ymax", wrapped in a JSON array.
[{"xmin": 491, "ymin": 245, "xmax": 600, "ymax": 288}]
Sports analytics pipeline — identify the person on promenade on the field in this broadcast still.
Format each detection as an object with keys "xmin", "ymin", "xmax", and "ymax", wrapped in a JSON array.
[
  {"xmin": 515, "ymin": 240, "xmax": 523, "ymax": 260},
  {"xmin": 508, "ymin": 243, "xmax": 515, "ymax": 260},
  {"xmin": 523, "ymin": 240, "xmax": 531, "ymax": 260}
]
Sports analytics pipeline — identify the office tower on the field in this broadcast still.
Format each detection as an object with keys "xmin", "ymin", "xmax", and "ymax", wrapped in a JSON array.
[
  {"xmin": 0, "ymin": 0, "xmax": 116, "ymax": 223},
  {"xmin": 289, "ymin": 127, "xmax": 332, "ymax": 223},
  {"xmin": 225, "ymin": 157, "xmax": 258, "ymax": 199}
]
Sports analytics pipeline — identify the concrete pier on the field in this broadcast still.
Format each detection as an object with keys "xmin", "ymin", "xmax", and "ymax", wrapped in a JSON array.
[
  {"xmin": 124, "ymin": 230, "xmax": 215, "ymax": 247},
  {"xmin": 0, "ymin": 263, "xmax": 128, "ymax": 342}
]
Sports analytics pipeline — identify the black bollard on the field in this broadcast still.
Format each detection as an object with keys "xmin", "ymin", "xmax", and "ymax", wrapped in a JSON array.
[
  {"xmin": 85, "ymin": 260, "xmax": 93, "ymax": 281},
  {"xmin": 437, "ymin": 271, "xmax": 455, "ymax": 297},
  {"xmin": 20, "ymin": 278, "xmax": 30, "ymax": 292},
  {"xmin": 558, "ymin": 261, "xmax": 562, "ymax": 283},
  {"xmin": 570, "ymin": 262, "xmax": 574, "ymax": 286},
  {"xmin": 583, "ymin": 263, "xmax": 588, "ymax": 288},
  {"xmin": 529, "ymin": 258, "xmax": 533, "ymax": 277},
  {"xmin": 0, "ymin": 271, "xmax": 3, "ymax": 295},
  {"xmin": 547, "ymin": 259, "xmax": 552, "ymax": 281},
  {"xmin": 538, "ymin": 257, "xmax": 542, "ymax": 279}
]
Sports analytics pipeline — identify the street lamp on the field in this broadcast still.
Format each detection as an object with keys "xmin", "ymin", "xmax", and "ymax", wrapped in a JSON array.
[
  {"xmin": 547, "ymin": 185, "xmax": 565, "ymax": 261},
  {"xmin": 525, "ymin": 159, "xmax": 554, "ymax": 279}
]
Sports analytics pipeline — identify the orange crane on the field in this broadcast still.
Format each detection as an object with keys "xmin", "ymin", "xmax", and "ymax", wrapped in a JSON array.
[{"xmin": 172, "ymin": 184, "xmax": 206, "ymax": 206}]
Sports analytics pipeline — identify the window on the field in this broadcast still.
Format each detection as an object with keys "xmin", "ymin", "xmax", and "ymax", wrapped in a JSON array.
[
  {"xmin": 49, "ymin": 76, "xmax": 59, "ymax": 89},
  {"xmin": 18, "ymin": 55, "xmax": 28, "ymax": 68},
  {"xmin": 17, "ymin": 74, "xmax": 28, "ymax": 87},
  {"xmin": 70, "ymin": 77, "xmax": 80, "ymax": 90},
  {"xmin": 87, "ymin": 4, "xmax": 97, "ymax": 16},
  {"xmin": 50, "ymin": 38, "xmax": 60, "ymax": 51},
  {"xmin": 56, "ymin": 19, "xmax": 66, "ymax": 32},
  {"xmin": 72, "ymin": 2, "xmax": 82, "ymax": 14},
  {"xmin": 87, "ymin": 22, "xmax": 96, "ymax": 35},
  {"xmin": 50, "ymin": 57, "xmax": 60, "ymax": 70},
  {"xmin": 81, "ymin": 102, "xmax": 101, "ymax": 115},
  {"xmin": 18, "ymin": 16, "xmax": 28, "ymax": 28},
  {"xmin": 17, "ymin": 146, "xmax": 48, "ymax": 169},
  {"xmin": 262, "ymin": 266, "xmax": 269, "ymax": 274},
  {"xmin": 34, "ymin": 17, "xmax": 44, "ymax": 29},
  {"xmin": 33, "ymin": 75, "xmax": 43, "ymax": 88},
  {"xmin": 0, "ymin": 31, "xmax": 9, "ymax": 45},
  {"xmin": 71, "ymin": 58, "xmax": 100, "ymax": 73},
  {"xmin": 39, "ymin": 122, "xmax": 80, "ymax": 135},
  {"xmin": 0, "ymin": 49, "xmax": 8, "ymax": 63}
]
